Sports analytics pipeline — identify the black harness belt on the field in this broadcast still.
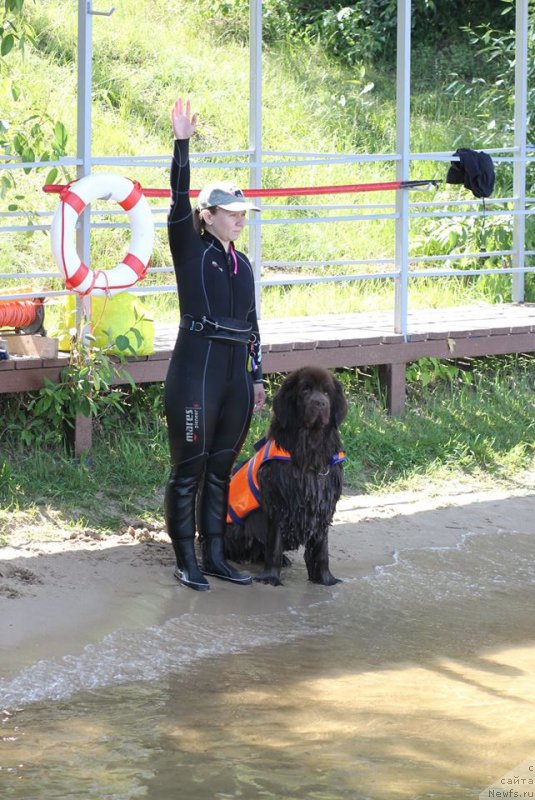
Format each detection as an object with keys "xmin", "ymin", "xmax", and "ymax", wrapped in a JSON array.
[{"xmin": 179, "ymin": 315, "xmax": 255, "ymax": 345}]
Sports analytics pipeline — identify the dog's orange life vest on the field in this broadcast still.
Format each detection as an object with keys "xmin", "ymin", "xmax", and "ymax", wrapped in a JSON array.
[{"xmin": 227, "ymin": 438, "xmax": 345, "ymax": 526}]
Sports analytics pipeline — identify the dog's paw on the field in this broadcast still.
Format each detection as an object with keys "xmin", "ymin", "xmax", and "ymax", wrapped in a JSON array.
[
  {"xmin": 326, "ymin": 576, "xmax": 343, "ymax": 586},
  {"xmin": 310, "ymin": 573, "xmax": 343, "ymax": 586},
  {"xmin": 254, "ymin": 573, "xmax": 283, "ymax": 587}
]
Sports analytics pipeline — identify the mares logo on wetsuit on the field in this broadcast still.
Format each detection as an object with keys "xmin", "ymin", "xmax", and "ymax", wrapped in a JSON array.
[{"xmin": 185, "ymin": 405, "xmax": 201, "ymax": 442}]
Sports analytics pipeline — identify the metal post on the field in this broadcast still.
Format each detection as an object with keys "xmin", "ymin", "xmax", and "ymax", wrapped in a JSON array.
[
  {"xmin": 76, "ymin": 0, "xmax": 93, "ymax": 328},
  {"xmin": 512, "ymin": 0, "xmax": 528, "ymax": 302},
  {"xmin": 249, "ymin": 0, "xmax": 263, "ymax": 315},
  {"xmin": 394, "ymin": 0, "xmax": 411, "ymax": 336},
  {"xmin": 77, "ymin": 0, "xmax": 93, "ymax": 258}
]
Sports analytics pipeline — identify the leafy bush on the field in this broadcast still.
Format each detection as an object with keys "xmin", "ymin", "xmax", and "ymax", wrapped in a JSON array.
[
  {"xmin": 416, "ymin": 0, "xmax": 535, "ymax": 302},
  {"xmin": 0, "ymin": 0, "xmax": 68, "ymax": 200},
  {"xmin": 446, "ymin": 0, "xmax": 534, "ymax": 147},
  {"xmin": 197, "ymin": 0, "xmax": 509, "ymax": 66}
]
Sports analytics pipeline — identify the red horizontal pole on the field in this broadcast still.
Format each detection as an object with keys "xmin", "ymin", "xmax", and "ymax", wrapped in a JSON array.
[{"xmin": 43, "ymin": 179, "xmax": 440, "ymax": 199}]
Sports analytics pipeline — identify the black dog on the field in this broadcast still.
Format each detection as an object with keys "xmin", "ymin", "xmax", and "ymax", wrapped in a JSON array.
[{"xmin": 226, "ymin": 366, "xmax": 348, "ymax": 586}]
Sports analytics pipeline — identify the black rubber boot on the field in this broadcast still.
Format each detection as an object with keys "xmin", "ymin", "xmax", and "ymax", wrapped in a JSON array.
[
  {"xmin": 201, "ymin": 535, "xmax": 253, "ymax": 585},
  {"xmin": 165, "ymin": 475, "xmax": 210, "ymax": 592},
  {"xmin": 199, "ymin": 472, "xmax": 252, "ymax": 585}
]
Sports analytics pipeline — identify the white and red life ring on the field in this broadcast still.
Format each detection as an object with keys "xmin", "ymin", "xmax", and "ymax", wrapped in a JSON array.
[{"xmin": 50, "ymin": 173, "xmax": 154, "ymax": 296}]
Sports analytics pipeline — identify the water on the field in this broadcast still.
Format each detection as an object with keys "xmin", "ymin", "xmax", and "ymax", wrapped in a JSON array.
[{"xmin": 2, "ymin": 529, "xmax": 535, "ymax": 799}]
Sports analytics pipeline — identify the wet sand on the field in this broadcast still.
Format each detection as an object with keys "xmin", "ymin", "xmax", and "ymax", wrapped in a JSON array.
[{"xmin": 1, "ymin": 479, "xmax": 533, "ymax": 681}]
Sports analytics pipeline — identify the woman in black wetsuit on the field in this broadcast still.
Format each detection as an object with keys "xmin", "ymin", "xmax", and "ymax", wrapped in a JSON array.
[{"xmin": 165, "ymin": 97, "xmax": 266, "ymax": 591}]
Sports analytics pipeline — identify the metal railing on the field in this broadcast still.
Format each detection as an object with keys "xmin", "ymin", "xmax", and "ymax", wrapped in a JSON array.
[{"xmin": 0, "ymin": 0, "xmax": 531, "ymax": 340}]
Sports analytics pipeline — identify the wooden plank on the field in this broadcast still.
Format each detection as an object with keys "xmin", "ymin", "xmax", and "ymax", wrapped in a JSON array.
[
  {"xmin": 2, "ymin": 306, "xmax": 535, "ymax": 399},
  {"xmin": 263, "ymin": 332, "xmax": 535, "ymax": 373},
  {"xmin": 263, "ymin": 348, "xmax": 357, "ymax": 372},
  {"xmin": 468, "ymin": 328, "xmax": 493, "ymax": 338},
  {"xmin": 407, "ymin": 333, "xmax": 428, "ymax": 342},
  {"xmin": 13, "ymin": 357, "xmax": 44, "ymax": 370},
  {"xmin": 3, "ymin": 332, "xmax": 535, "ymax": 393},
  {"xmin": 150, "ymin": 304, "xmax": 535, "ymax": 351},
  {"xmin": 446, "ymin": 330, "xmax": 470, "ymax": 339},
  {"xmin": 45, "ymin": 357, "xmax": 69, "ymax": 368},
  {"xmin": 0, "ymin": 359, "xmax": 16, "ymax": 373},
  {"xmin": 444, "ymin": 333, "xmax": 535, "ymax": 359},
  {"xmin": 0, "ymin": 366, "xmax": 64, "ymax": 392},
  {"xmin": 115, "ymin": 359, "xmax": 170, "ymax": 384},
  {"xmin": 3, "ymin": 303, "xmax": 534, "ymax": 456},
  {"xmin": 401, "ymin": 333, "xmax": 535, "ymax": 361},
  {"xmin": 381, "ymin": 334, "xmax": 404, "ymax": 344},
  {"xmin": 268, "ymin": 342, "xmax": 295, "ymax": 353}
]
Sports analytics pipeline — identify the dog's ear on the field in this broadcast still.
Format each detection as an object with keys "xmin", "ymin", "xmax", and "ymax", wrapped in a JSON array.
[
  {"xmin": 272, "ymin": 373, "xmax": 299, "ymax": 430},
  {"xmin": 331, "ymin": 376, "xmax": 348, "ymax": 426}
]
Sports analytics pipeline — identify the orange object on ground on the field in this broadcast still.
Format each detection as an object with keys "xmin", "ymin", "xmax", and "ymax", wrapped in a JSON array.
[{"xmin": 0, "ymin": 292, "xmax": 44, "ymax": 331}]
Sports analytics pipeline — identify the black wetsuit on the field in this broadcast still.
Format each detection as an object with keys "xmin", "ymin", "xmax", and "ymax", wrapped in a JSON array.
[{"xmin": 164, "ymin": 138, "xmax": 262, "ymax": 557}]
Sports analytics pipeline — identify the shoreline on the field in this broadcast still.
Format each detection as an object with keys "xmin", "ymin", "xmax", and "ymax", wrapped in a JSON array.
[{"xmin": 1, "ymin": 480, "xmax": 534, "ymax": 691}]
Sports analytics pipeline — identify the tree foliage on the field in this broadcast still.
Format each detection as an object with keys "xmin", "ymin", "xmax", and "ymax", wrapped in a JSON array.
[
  {"xmin": 447, "ymin": 0, "xmax": 534, "ymax": 148},
  {"xmin": 200, "ymin": 0, "xmax": 510, "ymax": 65},
  {"xmin": 0, "ymin": 0, "xmax": 67, "ymax": 203}
]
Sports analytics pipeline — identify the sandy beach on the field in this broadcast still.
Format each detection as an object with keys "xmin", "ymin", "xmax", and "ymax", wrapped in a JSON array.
[
  {"xmin": 1, "ymin": 476, "xmax": 534, "ymax": 681},
  {"xmin": 2, "ymin": 476, "xmax": 535, "ymax": 799}
]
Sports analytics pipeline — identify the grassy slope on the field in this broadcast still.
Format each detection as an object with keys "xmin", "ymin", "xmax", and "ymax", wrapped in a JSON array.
[{"xmin": 1, "ymin": 0, "xmax": 516, "ymax": 326}]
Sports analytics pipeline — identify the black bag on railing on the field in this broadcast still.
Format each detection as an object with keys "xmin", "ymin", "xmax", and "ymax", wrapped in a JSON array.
[{"xmin": 446, "ymin": 148, "xmax": 495, "ymax": 198}]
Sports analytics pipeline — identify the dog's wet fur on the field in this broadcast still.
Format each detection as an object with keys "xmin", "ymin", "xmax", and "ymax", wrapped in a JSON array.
[{"xmin": 225, "ymin": 366, "xmax": 348, "ymax": 586}]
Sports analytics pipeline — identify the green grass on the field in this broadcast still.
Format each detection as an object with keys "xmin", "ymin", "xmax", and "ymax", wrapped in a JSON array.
[{"xmin": 1, "ymin": 357, "xmax": 534, "ymax": 541}]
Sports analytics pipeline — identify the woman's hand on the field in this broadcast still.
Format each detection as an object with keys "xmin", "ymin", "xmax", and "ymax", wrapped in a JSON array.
[
  {"xmin": 171, "ymin": 96, "xmax": 198, "ymax": 140},
  {"xmin": 253, "ymin": 382, "xmax": 266, "ymax": 413}
]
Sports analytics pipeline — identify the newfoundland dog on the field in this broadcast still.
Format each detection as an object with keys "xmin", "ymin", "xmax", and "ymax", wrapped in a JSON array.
[{"xmin": 225, "ymin": 366, "xmax": 348, "ymax": 586}]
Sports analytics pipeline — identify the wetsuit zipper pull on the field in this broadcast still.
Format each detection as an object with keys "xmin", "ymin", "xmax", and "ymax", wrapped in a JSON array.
[{"xmin": 228, "ymin": 243, "xmax": 238, "ymax": 276}]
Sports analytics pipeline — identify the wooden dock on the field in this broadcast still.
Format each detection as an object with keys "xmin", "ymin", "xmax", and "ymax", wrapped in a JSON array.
[{"xmin": 2, "ymin": 302, "xmax": 535, "ymax": 453}]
